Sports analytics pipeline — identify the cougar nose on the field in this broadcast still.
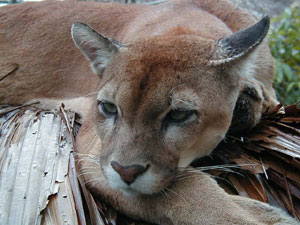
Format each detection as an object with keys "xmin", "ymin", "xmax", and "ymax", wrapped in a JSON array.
[{"xmin": 111, "ymin": 161, "xmax": 149, "ymax": 185}]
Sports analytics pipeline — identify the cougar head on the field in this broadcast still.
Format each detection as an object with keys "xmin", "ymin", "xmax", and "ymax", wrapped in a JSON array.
[{"xmin": 72, "ymin": 17, "xmax": 270, "ymax": 196}]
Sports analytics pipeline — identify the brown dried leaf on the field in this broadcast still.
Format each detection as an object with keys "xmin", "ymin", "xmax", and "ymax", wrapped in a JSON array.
[{"xmin": 207, "ymin": 104, "xmax": 300, "ymax": 220}]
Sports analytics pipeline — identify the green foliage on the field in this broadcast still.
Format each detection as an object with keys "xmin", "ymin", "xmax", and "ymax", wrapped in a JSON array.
[{"xmin": 269, "ymin": 5, "xmax": 300, "ymax": 105}]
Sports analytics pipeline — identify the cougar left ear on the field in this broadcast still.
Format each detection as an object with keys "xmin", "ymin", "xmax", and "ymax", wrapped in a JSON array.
[
  {"xmin": 209, "ymin": 16, "xmax": 270, "ymax": 66},
  {"xmin": 71, "ymin": 22, "xmax": 124, "ymax": 77}
]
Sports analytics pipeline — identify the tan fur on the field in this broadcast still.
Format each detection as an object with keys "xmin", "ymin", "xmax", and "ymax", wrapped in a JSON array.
[{"xmin": 1, "ymin": 0, "xmax": 296, "ymax": 224}]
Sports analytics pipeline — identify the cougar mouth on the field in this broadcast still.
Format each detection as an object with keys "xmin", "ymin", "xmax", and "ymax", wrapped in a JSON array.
[{"xmin": 104, "ymin": 163, "xmax": 177, "ymax": 197}]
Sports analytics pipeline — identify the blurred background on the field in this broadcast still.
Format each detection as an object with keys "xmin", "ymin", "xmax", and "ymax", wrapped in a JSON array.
[{"xmin": 1, "ymin": 0, "xmax": 299, "ymax": 104}]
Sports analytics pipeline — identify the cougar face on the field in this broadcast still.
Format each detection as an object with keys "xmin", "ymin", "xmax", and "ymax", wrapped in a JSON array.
[
  {"xmin": 78, "ymin": 36, "xmax": 240, "ymax": 195},
  {"xmin": 72, "ymin": 17, "xmax": 270, "ymax": 195}
]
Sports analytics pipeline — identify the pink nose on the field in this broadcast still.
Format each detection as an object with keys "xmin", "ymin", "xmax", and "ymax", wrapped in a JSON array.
[{"xmin": 111, "ymin": 161, "xmax": 149, "ymax": 185}]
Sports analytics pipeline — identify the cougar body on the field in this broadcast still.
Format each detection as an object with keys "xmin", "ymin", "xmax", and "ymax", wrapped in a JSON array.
[
  {"xmin": 1, "ymin": 1, "xmax": 296, "ymax": 224},
  {"xmin": 0, "ymin": 0, "xmax": 276, "ymax": 117}
]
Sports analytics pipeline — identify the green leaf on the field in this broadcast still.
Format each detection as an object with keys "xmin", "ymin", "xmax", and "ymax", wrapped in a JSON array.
[
  {"xmin": 275, "ymin": 60, "xmax": 284, "ymax": 83},
  {"xmin": 287, "ymin": 82, "xmax": 295, "ymax": 92},
  {"xmin": 282, "ymin": 64, "xmax": 295, "ymax": 80},
  {"xmin": 269, "ymin": 5, "xmax": 300, "ymax": 104}
]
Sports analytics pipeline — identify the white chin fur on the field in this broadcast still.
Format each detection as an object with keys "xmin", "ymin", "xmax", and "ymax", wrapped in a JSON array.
[{"xmin": 104, "ymin": 166, "xmax": 158, "ymax": 196}]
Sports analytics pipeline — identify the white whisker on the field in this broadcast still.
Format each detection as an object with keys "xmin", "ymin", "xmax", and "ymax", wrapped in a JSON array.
[
  {"xmin": 176, "ymin": 175, "xmax": 203, "ymax": 181},
  {"xmin": 186, "ymin": 168, "xmax": 244, "ymax": 177},
  {"xmin": 73, "ymin": 152, "xmax": 98, "ymax": 158},
  {"xmin": 79, "ymin": 166, "xmax": 99, "ymax": 170},
  {"xmin": 210, "ymin": 175, "xmax": 235, "ymax": 188},
  {"xmin": 172, "ymin": 98, "xmax": 195, "ymax": 110},
  {"xmin": 195, "ymin": 163, "xmax": 257, "ymax": 171},
  {"xmin": 165, "ymin": 187, "xmax": 189, "ymax": 205},
  {"xmin": 78, "ymin": 171, "xmax": 98, "ymax": 177},
  {"xmin": 159, "ymin": 189, "xmax": 169, "ymax": 202},
  {"xmin": 84, "ymin": 177, "xmax": 101, "ymax": 185},
  {"xmin": 76, "ymin": 157, "xmax": 100, "ymax": 165}
]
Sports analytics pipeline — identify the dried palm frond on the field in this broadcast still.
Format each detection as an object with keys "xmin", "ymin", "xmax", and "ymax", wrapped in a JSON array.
[
  {"xmin": 0, "ymin": 106, "xmax": 83, "ymax": 225},
  {"xmin": 193, "ymin": 103, "xmax": 300, "ymax": 221}
]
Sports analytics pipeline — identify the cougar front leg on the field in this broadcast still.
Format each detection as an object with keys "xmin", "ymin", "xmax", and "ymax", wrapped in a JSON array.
[
  {"xmin": 124, "ymin": 173, "xmax": 297, "ymax": 225},
  {"xmin": 157, "ymin": 173, "xmax": 298, "ymax": 225},
  {"xmin": 84, "ymin": 169, "xmax": 297, "ymax": 225}
]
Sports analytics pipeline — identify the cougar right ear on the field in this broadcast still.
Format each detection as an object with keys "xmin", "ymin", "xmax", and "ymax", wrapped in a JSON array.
[{"xmin": 71, "ymin": 22, "xmax": 124, "ymax": 77}]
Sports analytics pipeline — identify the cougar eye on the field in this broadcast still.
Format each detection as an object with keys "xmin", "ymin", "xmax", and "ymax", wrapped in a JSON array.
[
  {"xmin": 99, "ymin": 101, "xmax": 118, "ymax": 117},
  {"xmin": 165, "ymin": 109, "xmax": 195, "ymax": 123}
]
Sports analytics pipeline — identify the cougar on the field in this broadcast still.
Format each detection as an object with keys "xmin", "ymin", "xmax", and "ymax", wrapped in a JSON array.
[{"xmin": 0, "ymin": 0, "xmax": 297, "ymax": 224}]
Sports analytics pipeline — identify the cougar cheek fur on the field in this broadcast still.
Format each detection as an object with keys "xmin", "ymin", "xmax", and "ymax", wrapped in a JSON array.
[{"xmin": 1, "ymin": 0, "xmax": 298, "ymax": 224}]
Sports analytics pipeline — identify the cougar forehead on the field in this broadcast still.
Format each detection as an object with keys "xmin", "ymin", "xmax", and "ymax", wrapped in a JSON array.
[{"xmin": 102, "ymin": 35, "xmax": 238, "ymax": 113}]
